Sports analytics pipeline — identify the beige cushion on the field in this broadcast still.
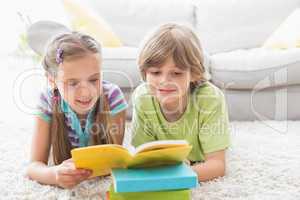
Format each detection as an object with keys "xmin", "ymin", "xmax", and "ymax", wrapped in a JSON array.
[
  {"xmin": 263, "ymin": 8, "xmax": 300, "ymax": 49},
  {"xmin": 62, "ymin": 0, "xmax": 123, "ymax": 47}
]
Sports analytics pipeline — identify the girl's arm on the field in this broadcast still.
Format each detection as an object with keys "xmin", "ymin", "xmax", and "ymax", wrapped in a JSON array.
[
  {"xmin": 191, "ymin": 150, "xmax": 226, "ymax": 182},
  {"xmin": 109, "ymin": 110, "xmax": 126, "ymax": 145},
  {"xmin": 26, "ymin": 117, "xmax": 91, "ymax": 188},
  {"xmin": 26, "ymin": 117, "xmax": 56, "ymax": 184}
]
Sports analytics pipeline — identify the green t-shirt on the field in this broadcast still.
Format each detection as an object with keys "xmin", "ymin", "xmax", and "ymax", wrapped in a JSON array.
[{"xmin": 131, "ymin": 82, "xmax": 230, "ymax": 162}]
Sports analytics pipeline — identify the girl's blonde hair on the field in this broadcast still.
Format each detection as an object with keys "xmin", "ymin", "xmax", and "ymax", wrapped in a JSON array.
[
  {"xmin": 138, "ymin": 23, "xmax": 207, "ymax": 90},
  {"xmin": 42, "ymin": 32, "xmax": 117, "ymax": 165}
]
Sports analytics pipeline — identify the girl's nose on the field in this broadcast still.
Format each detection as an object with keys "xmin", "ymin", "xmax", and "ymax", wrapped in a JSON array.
[{"xmin": 77, "ymin": 82, "xmax": 91, "ymax": 96}]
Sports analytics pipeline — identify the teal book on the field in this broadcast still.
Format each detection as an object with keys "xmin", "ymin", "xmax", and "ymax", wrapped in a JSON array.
[
  {"xmin": 106, "ymin": 186, "xmax": 191, "ymax": 200},
  {"xmin": 111, "ymin": 163, "xmax": 198, "ymax": 193}
]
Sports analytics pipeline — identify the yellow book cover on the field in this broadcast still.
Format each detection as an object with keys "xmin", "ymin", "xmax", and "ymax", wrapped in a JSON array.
[{"xmin": 71, "ymin": 140, "xmax": 192, "ymax": 177}]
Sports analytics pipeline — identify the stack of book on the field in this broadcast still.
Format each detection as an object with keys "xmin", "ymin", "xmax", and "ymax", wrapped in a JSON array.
[
  {"xmin": 106, "ymin": 163, "xmax": 198, "ymax": 200},
  {"xmin": 71, "ymin": 139, "xmax": 199, "ymax": 199}
]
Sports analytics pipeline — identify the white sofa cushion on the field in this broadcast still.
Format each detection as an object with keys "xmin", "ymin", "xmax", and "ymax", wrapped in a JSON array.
[
  {"xmin": 193, "ymin": 0, "xmax": 300, "ymax": 54},
  {"xmin": 80, "ymin": 0, "xmax": 194, "ymax": 46},
  {"xmin": 102, "ymin": 47, "xmax": 140, "ymax": 89},
  {"xmin": 210, "ymin": 48, "xmax": 300, "ymax": 89}
]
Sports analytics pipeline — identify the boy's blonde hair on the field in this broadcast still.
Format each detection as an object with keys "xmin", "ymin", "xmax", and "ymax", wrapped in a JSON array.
[
  {"xmin": 42, "ymin": 32, "xmax": 118, "ymax": 165},
  {"xmin": 138, "ymin": 23, "xmax": 207, "ymax": 90}
]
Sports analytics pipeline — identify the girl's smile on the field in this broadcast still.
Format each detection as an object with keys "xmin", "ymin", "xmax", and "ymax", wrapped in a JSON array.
[
  {"xmin": 55, "ymin": 53, "xmax": 102, "ymax": 115},
  {"xmin": 75, "ymin": 98, "xmax": 93, "ymax": 108}
]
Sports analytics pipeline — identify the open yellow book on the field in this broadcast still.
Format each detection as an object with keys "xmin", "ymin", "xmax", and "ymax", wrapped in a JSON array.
[{"xmin": 71, "ymin": 140, "xmax": 192, "ymax": 177}]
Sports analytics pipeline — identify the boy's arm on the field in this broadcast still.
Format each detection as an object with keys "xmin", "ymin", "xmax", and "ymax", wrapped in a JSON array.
[
  {"xmin": 195, "ymin": 89, "xmax": 230, "ymax": 181},
  {"xmin": 191, "ymin": 150, "xmax": 226, "ymax": 182}
]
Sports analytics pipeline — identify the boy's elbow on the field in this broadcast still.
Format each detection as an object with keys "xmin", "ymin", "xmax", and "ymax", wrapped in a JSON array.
[
  {"xmin": 217, "ymin": 160, "xmax": 226, "ymax": 177},
  {"xmin": 209, "ymin": 159, "xmax": 226, "ymax": 179},
  {"xmin": 219, "ymin": 167, "xmax": 226, "ymax": 177}
]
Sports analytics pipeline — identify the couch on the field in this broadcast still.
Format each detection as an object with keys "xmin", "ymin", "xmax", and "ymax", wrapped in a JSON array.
[{"xmin": 27, "ymin": 0, "xmax": 300, "ymax": 120}]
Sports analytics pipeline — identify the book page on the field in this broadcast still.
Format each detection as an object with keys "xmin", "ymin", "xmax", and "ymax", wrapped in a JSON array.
[
  {"xmin": 129, "ymin": 145, "xmax": 192, "ymax": 168},
  {"xmin": 134, "ymin": 140, "xmax": 189, "ymax": 154}
]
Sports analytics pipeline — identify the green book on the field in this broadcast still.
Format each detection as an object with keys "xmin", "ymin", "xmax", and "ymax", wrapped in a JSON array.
[{"xmin": 106, "ymin": 185, "xmax": 191, "ymax": 200}]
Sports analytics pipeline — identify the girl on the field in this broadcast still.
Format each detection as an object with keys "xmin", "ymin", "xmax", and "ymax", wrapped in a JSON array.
[
  {"xmin": 131, "ymin": 23, "xmax": 230, "ymax": 182},
  {"xmin": 26, "ymin": 32, "xmax": 127, "ymax": 188}
]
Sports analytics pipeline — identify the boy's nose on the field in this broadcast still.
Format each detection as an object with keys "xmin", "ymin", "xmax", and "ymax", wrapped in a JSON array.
[{"xmin": 160, "ymin": 73, "xmax": 172, "ymax": 84}]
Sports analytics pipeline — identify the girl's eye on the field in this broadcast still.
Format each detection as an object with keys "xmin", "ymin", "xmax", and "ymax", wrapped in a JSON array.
[
  {"xmin": 67, "ymin": 81, "xmax": 78, "ymax": 87},
  {"xmin": 173, "ymin": 72, "xmax": 183, "ymax": 76}
]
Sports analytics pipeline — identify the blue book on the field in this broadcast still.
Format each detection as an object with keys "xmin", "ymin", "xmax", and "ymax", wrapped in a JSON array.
[{"xmin": 111, "ymin": 163, "xmax": 198, "ymax": 193}]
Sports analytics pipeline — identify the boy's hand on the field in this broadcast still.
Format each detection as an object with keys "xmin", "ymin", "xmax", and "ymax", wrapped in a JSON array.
[
  {"xmin": 54, "ymin": 158, "xmax": 92, "ymax": 189},
  {"xmin": 184, "ymin": 159, "xmax": 191, "ymax": 166}
]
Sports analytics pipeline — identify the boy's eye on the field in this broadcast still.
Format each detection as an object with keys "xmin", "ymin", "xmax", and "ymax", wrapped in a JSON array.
[
  {"xmin": 150, "ymin": 71, "xmax": 160, "ymax": 75},
  {"xmin": 89, "ymin": 79, "xmax": 99, "ymax": 83},
  {"xmin": 171, "ymin": 71, "xmax": 184, "ymax": 76}
]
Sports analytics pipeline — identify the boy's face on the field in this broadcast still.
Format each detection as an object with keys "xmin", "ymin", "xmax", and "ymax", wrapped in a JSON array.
[
  {"xmin": 53, "ymin": 53, "xmax": 102, "ymax": 115},
  {"xmin": 145, "ymin": 56, "xmax": 195, "ymax": 110}
]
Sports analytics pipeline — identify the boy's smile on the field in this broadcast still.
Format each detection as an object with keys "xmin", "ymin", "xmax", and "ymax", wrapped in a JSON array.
[
  {"xmin": 158, "ymin": 87, "xmax": 177, "ymax": 94},
  {"xmin": 145, "ymin": 56, "xmax": 196, "ymax": 113}
]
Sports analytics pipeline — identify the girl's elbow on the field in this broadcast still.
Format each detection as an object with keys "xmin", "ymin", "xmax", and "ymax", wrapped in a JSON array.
[
  {"xmin": 25, "ymin": 161, "xmax": 45, "ymax": 179},
  {"xmin": 25, "ymin": 164, "xmax": 34, "ymax": 179},
  {"xmin": 25, "ymin": 161, "xmax": 37, "ymax": 178}
]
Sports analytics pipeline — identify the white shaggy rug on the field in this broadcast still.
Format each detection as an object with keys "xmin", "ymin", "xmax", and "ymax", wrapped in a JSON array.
[
  {"xmin": 0, "ymin": 120, "xmax": 300, "ymax": 200},
  {"xmin": 0, "ymin": 55, "xmax": 299, "ymax": 199}
]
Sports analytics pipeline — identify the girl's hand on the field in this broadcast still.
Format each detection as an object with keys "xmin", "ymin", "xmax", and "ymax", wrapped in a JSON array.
[{"xmin": 54, "ymin": 158, "xmax": 92, "ymax": 189}]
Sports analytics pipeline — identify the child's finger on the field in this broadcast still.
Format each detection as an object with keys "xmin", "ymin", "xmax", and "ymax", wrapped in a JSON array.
[
  {"xmin": 184, "ymin": 159, "xmax": 191, "ymax": 166},
  {"xmin": 61, "ymin": 160, "xmax": 76, "ymax": 169},
  {"xmin": 75, "ymin": 171, "xmax": 92, "ymax": 182},
  {"xmin": 73, "ymin": 170, "xmax": 93, "ymax": 182},
  {"xmin": 58, "ymin": 167, "xmax": 89, "ymax": 176},
  {"xmin": 61, "ymin": 159, "xmax": 92, "ymax": 175},
  {"xmin": 57, "ymin": 173, "xmax": 88, "ymax": 184},
  {"xmin": 61, "ymin": 179, "xmax": 76, "ymax": 186},
  {"xmin": 74, "ymin": 175, "xmax": 89, "ymax": 184},
  {"xmin": 57, "ymin": 174, "xmax": 77, "ymax": 184}
]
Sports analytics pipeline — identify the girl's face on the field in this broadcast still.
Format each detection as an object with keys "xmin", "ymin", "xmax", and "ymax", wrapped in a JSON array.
[
  {"xmin": 145, "ymin": 56, "xmax": 195, "ymax": 110},
  {"xmin": 55, "ymin": 53, "xmax": 102, "ymax": 115}
]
